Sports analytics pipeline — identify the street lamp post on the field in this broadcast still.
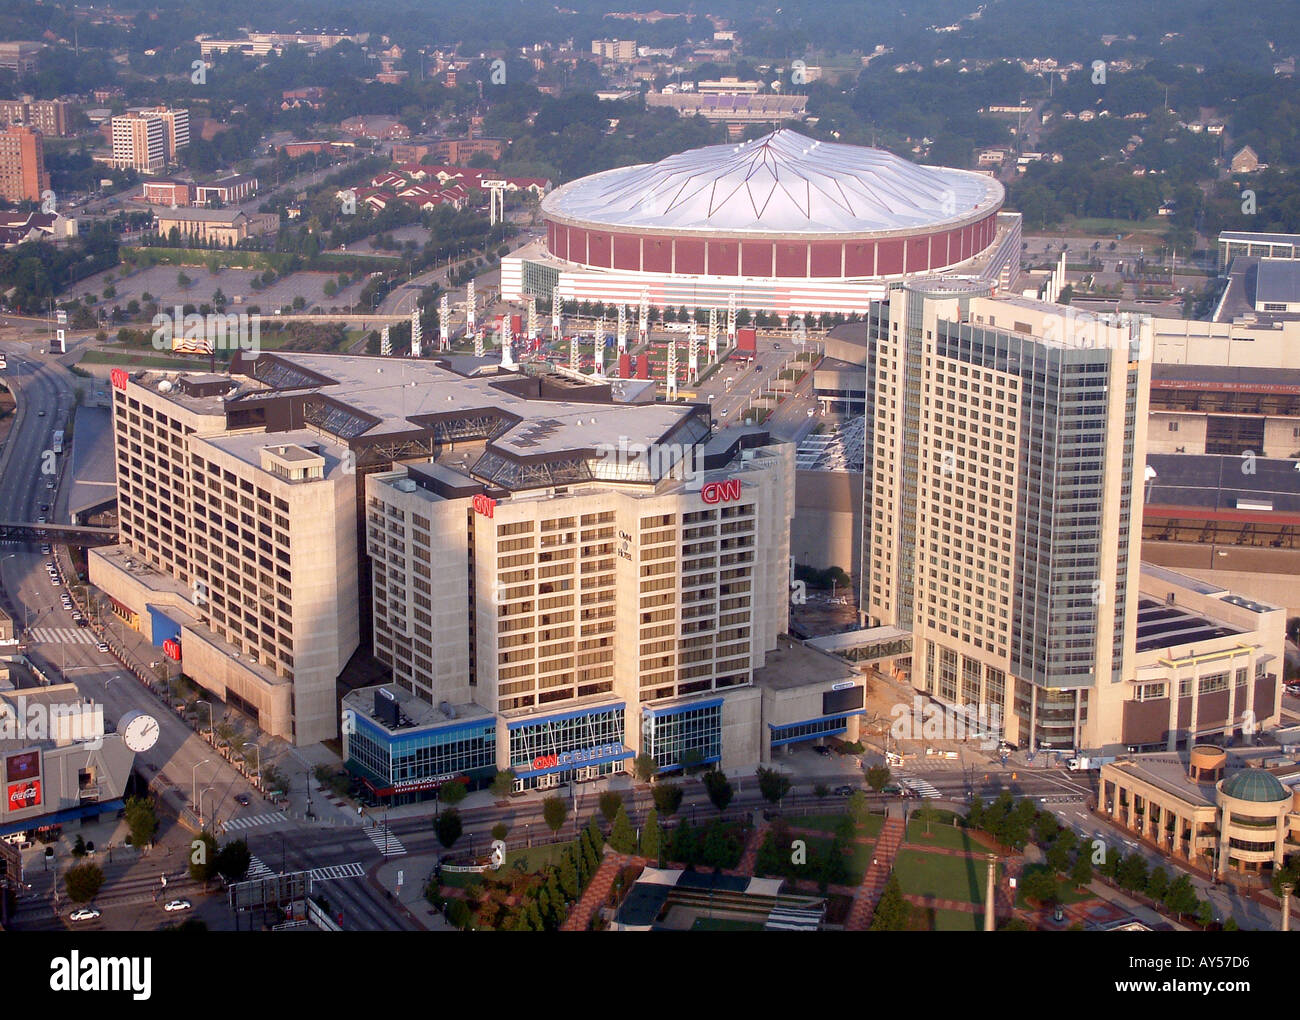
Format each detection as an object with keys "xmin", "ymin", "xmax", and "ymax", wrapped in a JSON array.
[
  {"xmin": 200, "ymin": 786, "xmax": 215, "ymax": 829},
  {"xmin": 191, "ymin": 759, "xmax": 209, "ymax": 815},
  {"xmin": 196, "ymin": 699, "xmax": 214, "ymax": 741}
]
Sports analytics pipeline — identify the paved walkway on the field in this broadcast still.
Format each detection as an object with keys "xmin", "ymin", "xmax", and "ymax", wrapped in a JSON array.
[
  {"xmin": 561, "ymin": 851, "xmax": 646, "ymax": 932},
  {"xmin": 736, "ymin": 821, "xmax": 769, "ymax": 876},
  {"xmin": 844, "ymin": 816, "xmax": 905, "ymax": 930}
]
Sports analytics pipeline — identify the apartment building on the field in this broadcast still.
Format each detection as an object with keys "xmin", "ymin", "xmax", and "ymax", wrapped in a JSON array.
[
  {"xmin": 88, "ymin": 369, "xmax": 360, "ymax": 745},
  {"xmin": 0, "ymin": 96, "xmax": 71, "ymax": 137},
  {"xmin": 112, "ymin": 108, "xmax": 189, "ymax": 173},
  {"xmin": 112, "ymin": 113, "xmax": 166, "ymax": 173},
  {"xmin": 0, "ymin": 124, "xmax": 48, "ymax": 203}
]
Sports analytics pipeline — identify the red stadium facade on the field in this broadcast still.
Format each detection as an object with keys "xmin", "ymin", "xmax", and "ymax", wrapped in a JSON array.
[{"xmin": 501, "ymin": 129, "xmax": 1017, "ymax": 317}]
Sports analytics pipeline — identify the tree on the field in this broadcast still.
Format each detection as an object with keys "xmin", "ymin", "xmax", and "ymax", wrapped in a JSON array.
[
  {"xmin": 438, "ymin": 779, "xmax": 468, "ymax": 807},
  {"xmin": 756, "ymin": 766, "xmax": 791, "ymax": 806},
  {"xmin": 670, "ymin": 819, "xmax": 699, "ymax": 866},
  {"xmin": 869, "ymin": 875, "xmax": 910, "ymax": 931},
  {"xmin": 633, "ymin": 753, "xmax": 657, "ymax": 783},
  {"xmin": 435, "ymin": 808, "xmax": 463, "ymax": 848},
  {"xmin": 542, "ymin": 795, "xmax": 568, "ymax": 835},
  {"xmin": 1164, "ymin": 875, "xmax": 1199, "ymax": 920},
  {"xmin": 489, "ymin": 770, "xmax": 515, "ymax": 798},
  {"xmin": 446, "ymin": 898, "xmax": 472, "ymax": 929},
  {"xmin": 703, "ymin": 769, "xmax": 733, "ymax": 812},
  {"xmin": 1021, "ymin": 868, "xmax": 1059, "ymax": 906},
  {"xmin": 215, "ymin": 839, "xmax": 251, "ymax": 883},
  {"xmin": 188, "ymin": 831, "xmax": 219, "ymax": 885},
  {"xmin": 1070, "ymin": 853, "xmax": 1094, "ymax": 889},
  {"xmin": 679, "ymin": 748, "xmax": 705, "ymax": 774},
  {"xmin": 491, "ymin": 821, "xmax": 509, "ymax": 842},
  {"xmin": 559, "ymin": 853, "xmax": 580, "ymax": 900},
  {"xmin": 124, "ymin": 796, "xmax": 159, "ymax": 849},
  {"xmin": 865, "ymin": 765, "xmax": 891, "ymax": 792},
  {"xmin": 652, "ymin": 782, "xmax": 683, "ymax": 817},
  {"xmin": 1145, "ymin": 866, "xmax": 1170, "ymax": 903},
  {"xmin": 609, "ymin": 804, "xmax": 637, "ymax": 854},
  {"xmin": 586, "ymin": 815, "xmax": 604, "ymax": 853},
  {"xmin": 847, "ymin": 791, "xmax": 870, "ymax": 824},
  {"xmin": 1196, "ymin": 899, "xmax": 1216, "ymax": 929},
  {"xmin": 72, "ymin": 834, "xmax": 87, "ymax": 858},
  {"xmin": 642, "ymin": 807, "xmax": 662, "ymax": 863},
  {"xmin": 1116, "ymin": 853, "xmax": 1149, "ymax": 894},
  {"xmin": 813, "ymin": 783, "xmax": 830, "ymax": 800},
  {"xmin": 599, "ymin": 790, "xmax": 624, "ymax": 824},
  {"xmin": 64, "ymin": 863, "xmax": 104, "ymax": 902}
]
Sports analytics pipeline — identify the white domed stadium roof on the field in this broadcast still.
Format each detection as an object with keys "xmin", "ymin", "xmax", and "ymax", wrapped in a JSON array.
[{"xmin": 542, "ymin": 128, "xmax": 1002, "ymax": 236}]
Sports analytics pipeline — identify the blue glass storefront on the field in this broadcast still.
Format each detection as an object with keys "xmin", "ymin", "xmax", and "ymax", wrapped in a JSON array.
[
  {"xmin": 507, "ymin": 703, "xmax": 631, "ymax": 790},
  {"xmin": 644, "ymin": 698, "xmax": 722, "ymax": 774},
  {"xmin": 769, "ymin": 710, "xmax": 865, "ymax": 748},
  {"xmin": 346, "ymin": 711, "xmax": 497, "ymax": 803}
]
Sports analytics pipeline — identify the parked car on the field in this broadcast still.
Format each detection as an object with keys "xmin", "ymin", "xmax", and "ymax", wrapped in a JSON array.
[
  {"xmin": 163, "ymin": 899, "xmax": 191, "ymax": 912},
  {"xmin": 69, "ymin": 908, "xmax": 100, "ymax": 922},
  {"xmin": 96, "ymin": 642, "xmax": 109, "ymax": 653},
  {"xmin": 814, "ymin": 745, "xmax": 831, "ymax": 757},
  {"xmin": 833, "ymin": 785, "xmax": 855, "ymax": 797}
]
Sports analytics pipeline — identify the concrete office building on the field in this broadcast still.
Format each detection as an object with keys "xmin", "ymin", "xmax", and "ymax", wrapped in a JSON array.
[
  {"xmin": 859, "ymin": 282, "xmax": 1283, "ymax": 753},
  {"xmin": 89, "ymin": 369, "xmax": 360, "ymax": 745},
  {"xmin": 0, "ymin": 124, "xmax": 48, "ymax": 204},
  {"xmin": 1101, "ymin": 746, "xmax": 1300, "ymax": 880},
  {"xmin": 358, "ymin": 405, "xmax": 799, "ymax": 792}
]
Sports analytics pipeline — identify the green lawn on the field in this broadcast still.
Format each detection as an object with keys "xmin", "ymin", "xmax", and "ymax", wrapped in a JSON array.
[
  {"xmin": 79, "ymin": 349, "xmax": 215, "ymax": 370},
  {"xmin": 893, "ymin": 848, "xmax": 993, "ymax": 905},
  {"xmin": 920, "ymin": 907, "xmax": 984, "ymax": 932},
  {"xmin": 1064, "ymin": 216, "xmax": 1170, "ymax": 237},
  {"xmin": 905, "ymin": 819, "xmax": 991, "ymax": 853},
  {"xmin": 845, "ymin": 841, "xmax": 875, "ymax": 885}
]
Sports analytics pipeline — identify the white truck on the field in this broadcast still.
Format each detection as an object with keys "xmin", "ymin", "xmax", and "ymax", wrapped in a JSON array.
[{"xmin": 1068, "ymin": 755, "xmax": 1117, "ymax": 771}]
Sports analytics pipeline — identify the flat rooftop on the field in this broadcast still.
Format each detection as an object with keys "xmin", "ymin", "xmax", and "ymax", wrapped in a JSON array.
[
  {"xmin": 1134, "ymin": 597, "xmax": 1243, "ymax": 654},
  {"xmin": 342, "ymin": 683, "xmax": 492, "ymax": 732},
  {"xmin": 1144, "ymin": 452, "xmax": 1300, "ymax": 514},
  {"xmin": 752, "ymin": 637, "xmax": 858, "ymax": 692},
  {"xmin": 1107, "ymin": 753, "xmax": 1218, "ymax": 807}
]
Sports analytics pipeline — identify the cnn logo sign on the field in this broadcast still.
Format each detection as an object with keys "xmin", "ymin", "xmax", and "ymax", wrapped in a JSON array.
[{"xmin": 700, "ymin": 479, "xmax": 742, "ymax": 504}]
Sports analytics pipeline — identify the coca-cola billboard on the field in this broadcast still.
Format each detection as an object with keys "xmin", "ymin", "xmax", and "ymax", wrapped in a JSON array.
[{"xmin": 7, "ymin": 779, "xmax": 41, "ymax": 811}]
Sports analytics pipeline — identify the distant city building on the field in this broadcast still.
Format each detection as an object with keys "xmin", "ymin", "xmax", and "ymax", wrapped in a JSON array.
[
  {"xmin": 0, "ymin": 42, "xmax": 43, "ymax": 75},
  {"xmin": 1231, "ymin": 145, "xmax": 1261, "ymax": 173},
  {"xmin": 591, "ymin": 38, "xmax": 637, "ymax": 62},
  {"xmin": 0, "ymin": 96, "xmax": 71, "ymax": 137},
  {"xmin": 151, "ymin": 206, "xmax": 278, "ymax": 245},
  {"xmin": 338, "ymin": 115, "xmax": 409, "ymax": 140},
  {"xmin": 112, "ymin": 110, "xmax": 187, "ymax": 173},
  {"xmin": 0, "ymin": 124, "xmax": 49, "ymax": 203}
]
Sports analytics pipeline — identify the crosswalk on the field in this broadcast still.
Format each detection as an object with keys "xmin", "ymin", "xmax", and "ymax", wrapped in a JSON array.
[
  {"xmin": 310, "ymin": 862, "xmax": 366, "ymax": 882},
  {"xmin": 896, "ymin": 773, "xmax": 943, "ymax": 798},
  {"xmin": 28, "ymin": 626, "xmax": 98, "ymax": 645},
  {"xmin": 246, "ymin": 855, "xmax": 274, "ymax": 880},
  {"xmin": 366, "ymin": 825, "xmax": 407, "ymax": 857},
  {"xmin": 223, "ymin": 812, "xmax": 287, "ymax": 832}
]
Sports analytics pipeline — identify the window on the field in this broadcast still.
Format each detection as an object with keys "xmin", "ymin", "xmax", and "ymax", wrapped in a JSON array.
[{"xmin": 1168, "ymin": 421, "xmax": 1179, "ymax": 432}]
